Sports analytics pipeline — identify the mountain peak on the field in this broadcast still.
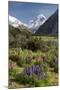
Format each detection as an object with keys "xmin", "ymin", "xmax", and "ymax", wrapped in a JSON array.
[
  {"xmin": 37, "ymin": 14, "xmax": 46, "ymax": 21},
  {"xmin": 28, "ymin": 14, "xmax": 46, "ymax": 33},
  {"xmin": 35, "ymin": 9, "xmax": 58, "ymax": 35}
]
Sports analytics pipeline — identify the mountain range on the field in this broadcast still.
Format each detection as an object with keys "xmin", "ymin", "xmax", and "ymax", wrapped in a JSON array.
[
  {"xmin": 9, "ymin": 9, "xmax": 58, "ymax": 35},
  {"xmin": 9, "ymin": 14, "xmax": 46, "ymax": 33}
]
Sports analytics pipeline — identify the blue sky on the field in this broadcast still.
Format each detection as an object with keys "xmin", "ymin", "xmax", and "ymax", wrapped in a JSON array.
[{"xmin": 8, "ymin": 1, "xmax": 58, "ymax": 24}]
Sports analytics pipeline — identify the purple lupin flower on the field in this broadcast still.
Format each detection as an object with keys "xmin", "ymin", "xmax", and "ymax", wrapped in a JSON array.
[{"xmin": 23, "ymin": 65, "xmax": 46, "ymax": 80}]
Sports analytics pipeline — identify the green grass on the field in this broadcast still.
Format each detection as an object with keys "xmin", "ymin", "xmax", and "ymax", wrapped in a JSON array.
[{"xmin": 9, "ymin": 36, "xmax": 58, "ymax": 88}]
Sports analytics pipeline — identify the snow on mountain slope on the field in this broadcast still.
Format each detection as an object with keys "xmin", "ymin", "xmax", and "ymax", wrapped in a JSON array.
[
  {"xmin": 29, "ymin": 14, "xmax": 46, "ymax": 33},
  {"xmin": 8, "ymin": 14, "xmax": 46, "ymax": 33},
  {"xmin": 9, "ymin": 15, "xmax": 28, "ymax": 28}
]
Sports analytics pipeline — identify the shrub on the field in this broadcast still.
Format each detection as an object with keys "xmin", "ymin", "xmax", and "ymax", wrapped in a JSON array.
[
  {"xmin": 17, "ymin": 65, "xmax": 45, "ymax": 81},
  {"xmin": 9, "ymin": 54, "xmax": 19, "ymax": 61},
  {"xmin": 15, "ymin": 64, "xmax": 46, "ymax": 86},
  {"xmin": 50, "ymin": 57, "xmax": 58, "ymax": 73},
  {"xmin": 9, "ymin": 60, "xmax": 17, "ymax": 79},
  {"xmin": 25, "ymin": 55, "xmax": 32, "ymax": 64},
  {"xmin": 26, "ymin": 37, "xmax": 49, "ymax": 52},
  {"xmin": 17, "ymin": 55, "xmax": 26, "ymax": 67},
  {"xmin": 9, "ymin": 68, "xmax": 17, "ymax": 79},
  {"xmin": 16, "ymin": 73, "xmax": 37, "ymax": 85}
]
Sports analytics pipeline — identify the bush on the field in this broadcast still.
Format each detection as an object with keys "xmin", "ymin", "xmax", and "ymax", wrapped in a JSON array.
[
  {"xmin": 26, "ymin": 37, "xmax": 49, "ymax": 52},
  {"xmin": 25, "ymin": 55, "xmax": 32, "ymax": 64},
  {"xmin": 17, "ymin": 56, "xmax": 26, "ymax": 67},
  {"xmin": 46, "ymin": 48, "xmax": 58, "ymax": 73},
  {"xmin": 16, "ymin": 73, "xmax": 37, "ymax": 85},
  {"xmin": 9, "ymin": 60, "xmax": 17, "ymax": 80},
  {"xmin": 9, "ymin": 68, "xmax": 17, "ymax": 79},
  {"xmin": 15, "ymin": 73, "xmax": 48, "ymax": 87},
  {"xmin": 15, "ymin": 65, "xmax": 46, "ymax": 86},
  {"xmin": 9, "ymin": 54, "xmax": 19, "ymax": 61},
  {"xmin": 50, "ymin": 57, "xmax": 58, "ymax": 73}
]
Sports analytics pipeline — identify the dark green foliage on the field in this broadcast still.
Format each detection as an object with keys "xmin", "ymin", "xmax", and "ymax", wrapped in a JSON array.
[
  {"xmin": 9, "ymin": 60, "xmax": 17, "ymax": 79},
  {"xmin": 9, "ymin": 68, "xmax": 17, "ymax": 78},
  {"xmin": 17, "ymin": 56, "xmax": 24, "ymax": 67},
  {"xmin": 50, "ymin": 57, "xmax": 58, "ymax": 73},
  {"xmin": 15, "ymin": 35, "xmax": 27, "ymax": 49},
  {"xmin": 16, "ymin": 73, "xmax": 44, "ymax": 86},
  {"xmin": 25, "ymin": 55, "xmax": 32, "ymax": 64},
  {"xmin": 9, "ymin": 54, "xmax": 19, "ymax": 61},
  {"xmin": 9, "ymin": 25, "xmax": 31, "ymax": 48},
  {"xmin": 9, "ymin": 25, "xmax": 58, "ymax": 87},
  {"xmin": 26, "ymin": 37, "xmax": 49, "ymax": 51},
  {"xmin": 46, "ymin": 47, "xmax": 58, "ymax": 73},
  {"xmin": 16, "ymin": 73, "xmax": 35, "ymax": 85},
  {"xmin": 9, "ymin": 25, "xmax": 50, "ymax": 51}
]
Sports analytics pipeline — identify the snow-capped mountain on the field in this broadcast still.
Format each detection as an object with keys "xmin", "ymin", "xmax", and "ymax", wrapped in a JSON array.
[
  {"xmin": 9, "ymin": 14, "xmax": 46, "ymax": 33},
  {"xmin": 29, "ymin": 14, "xmax": 46, "ymax": 33},
  {"xmin": 9, "ymin": 15, "xmax": 28, "ymax": 28},
  {"xmin": 35, "ymin": 9, "xmax": 58, "ymax": 35}
]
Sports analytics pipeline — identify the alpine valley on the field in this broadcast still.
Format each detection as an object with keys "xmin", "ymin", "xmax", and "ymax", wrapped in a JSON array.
[
  {"xmin": 9, "ymin": 7, "xmax": 58, "ymax": 88},
  {"xmin": 9, "ymin": 9, "xmax": 58, "ymax": 35}
]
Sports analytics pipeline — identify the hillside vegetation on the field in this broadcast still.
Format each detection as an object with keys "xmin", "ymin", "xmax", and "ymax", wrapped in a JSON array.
[{"xmin": 9, "ymin": 26, "xmax": 58, "ymax": 88}]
